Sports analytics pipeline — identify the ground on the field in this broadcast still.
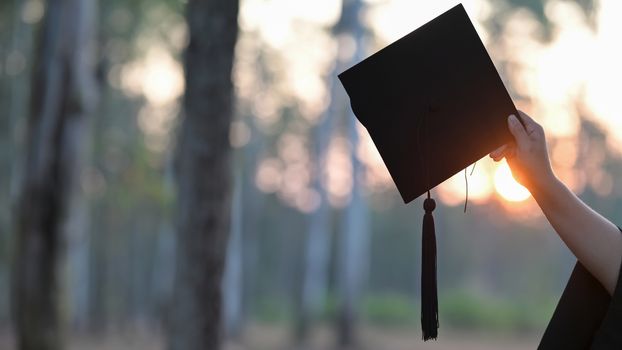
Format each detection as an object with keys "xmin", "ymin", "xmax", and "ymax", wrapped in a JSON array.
[{"xmin": 0, "ymin": 324, "xmax": 539, "ymax": 350}]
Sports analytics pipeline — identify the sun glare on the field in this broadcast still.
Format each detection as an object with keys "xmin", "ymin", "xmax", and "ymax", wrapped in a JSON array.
[
  {"xmin": 494, "ymin": 160, "xmax": 531, "ymax": 202},
  {"xmin": 436, "ymin": 160, "xmax": 494, "ymax": 206}
]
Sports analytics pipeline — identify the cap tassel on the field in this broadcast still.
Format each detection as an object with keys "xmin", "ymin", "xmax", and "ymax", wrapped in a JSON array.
[{"xmin": 421, "ymin": 191, "xmax": 438, "ymax": 341}]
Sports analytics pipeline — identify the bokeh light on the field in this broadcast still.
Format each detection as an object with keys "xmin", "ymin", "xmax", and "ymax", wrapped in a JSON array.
[{"xmin": 494, "ymin": 160, "xmax": 531, "ymax": 202}]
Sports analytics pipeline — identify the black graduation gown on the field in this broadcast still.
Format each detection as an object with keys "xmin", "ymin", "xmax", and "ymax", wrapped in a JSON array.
[{"xmin": 539, "ymin": 230, "xmax": 622, "ymax": 349}]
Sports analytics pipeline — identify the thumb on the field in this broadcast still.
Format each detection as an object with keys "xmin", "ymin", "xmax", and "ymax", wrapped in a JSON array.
[
  {"xmin": 507, "ymin": 114, "xmax": 529, "ymax": 148},
  {"xmin": 505, "ymin": 155, "xmax": 523, "ymax": 184}
]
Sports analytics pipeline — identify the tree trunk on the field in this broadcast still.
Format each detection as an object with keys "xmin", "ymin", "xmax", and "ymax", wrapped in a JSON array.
[
  {"xmin": 335, "ymin": 0, "xmax": 369, "ymax": 346},
  {"xmin": 168, "ymin": 0, "xmax": 239, "ymax": 349},
  {"xmin": 295, "ymin": 36, "xmax": 341, "ymax": 345},
  {"xmin": 223, "ymin": 171, "xmax": 244, "ymax": 338},
  {"xmin": 0, "ymin": 0, "xmax": 17, "ymax": 328},
  {"xmin": 12, "ymin": 0, "xmax": 98, "ymax": 348}
]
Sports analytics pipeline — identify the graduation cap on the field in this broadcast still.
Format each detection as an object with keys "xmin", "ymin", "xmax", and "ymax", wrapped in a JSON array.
[{"xmin": 338, "ymin": 3, "xmax": 518, "ymax": 340}]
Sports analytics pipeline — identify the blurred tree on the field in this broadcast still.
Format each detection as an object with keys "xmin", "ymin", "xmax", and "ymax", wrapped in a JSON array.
[
  {"xmin": 223, "ymin": 171, "xmax": 244, "ymax": 337},
  {"xmin": 238, "ymin": 48, "xmax": 272, "ymax": 324},
  {"xmin": 294, "ymin": 17, "xmax": 341, "ymax": 349},
  {"xmin": 168, "ymin": 0, "xmax": 239, "ymax": 349},
  {"xmin": 487, "ymin": 0, "xmax": 596, "ymax": 43},
  {"xmin": 0, "ymin": 0, "xmax": 18, "ymax": 328},
  {"xmin": 12, "ymin": 0, "xmax": 98, "ymax": 349},
  {"xmin": 506, "ymin": 0, "xmax": 595, "ymax": 27},
  {"xmin": 239, "ymin": 109, "xmax": 265, "ymax": 333},
  {"xmin": 335, "ymin": 0, "xmax": 370, "ymax": 346},
  {"xmin": 1, "ymin": 0, "xmax": 38, "ymax": 326},
  {"xmin": 75, "ymin": 0, "xmax": 183, "ymax": 333}
]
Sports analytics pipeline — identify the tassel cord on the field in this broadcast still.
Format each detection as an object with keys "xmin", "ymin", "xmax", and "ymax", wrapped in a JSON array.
[{"xmin": 421, "ymin": 196, "xmax": 438, "ymax": 340}]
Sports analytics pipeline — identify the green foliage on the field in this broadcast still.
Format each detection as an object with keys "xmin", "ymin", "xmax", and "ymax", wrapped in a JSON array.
[
  {"xmin": 319, "ymin": 293, "xmax": 337, "ymax": 322},
  {"xmin": 362, "ymin": 294, "xmax": 418, "ymax": 327},
  {"xmin": 252, "ymin": 297, "xmax": 291, "ymax": 324},
  {"xmin": 440, "ymin": 290, "xmax": 556, "ymax": 333},
  {"xmin": 354, "ymin": 291, "xmax": 556, "ymax": 332}
]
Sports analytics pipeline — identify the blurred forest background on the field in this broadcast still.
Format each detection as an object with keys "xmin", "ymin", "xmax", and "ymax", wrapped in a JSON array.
[{"xmin": 2, "ymin": 0, "xmax": 622, "ymax": 349}]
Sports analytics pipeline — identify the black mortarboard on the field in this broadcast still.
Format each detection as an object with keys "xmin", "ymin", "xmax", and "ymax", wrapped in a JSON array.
[{"xmin": 338, "ymin": 3, "xmax": 518, "ymax": 340}]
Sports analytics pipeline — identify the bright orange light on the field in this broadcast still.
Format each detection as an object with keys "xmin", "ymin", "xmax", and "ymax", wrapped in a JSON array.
[
  {"xmin": 494, "ymin": 160, "xmax": 531, "ymax": 202},
  {"xmin": 437, "ymin": 161, "xmax": 493, "ymax": 206}
]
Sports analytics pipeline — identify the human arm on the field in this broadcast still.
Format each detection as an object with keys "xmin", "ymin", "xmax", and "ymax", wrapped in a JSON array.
[{"xmin": 490, "ymin": 111, "xmax": 622, "ymax": 295}]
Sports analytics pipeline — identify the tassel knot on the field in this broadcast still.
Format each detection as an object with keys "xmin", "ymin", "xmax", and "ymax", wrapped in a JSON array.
[{"xmin": 423, "ymin": 197, "xmax": 436, "ymax": 212}]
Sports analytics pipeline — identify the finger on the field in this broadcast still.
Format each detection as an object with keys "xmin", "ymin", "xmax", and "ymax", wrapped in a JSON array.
[
  {"xmin": 516, "ymin": 110, "xmax": 540, "ymax": 135},
  {"xmin": 492, "ymin": 145, "xmax": 515, "ymax": 161},
  {"xmin": 489, "ymin": 144, "xmax": 507, "ymax": 159},
  {"xmin": 508, "ymin": 114, "xmax": 530, "ymax": 147},
  {"xmin": 491, "ymin": 151, "xmax": 507, "ymax": 162}
]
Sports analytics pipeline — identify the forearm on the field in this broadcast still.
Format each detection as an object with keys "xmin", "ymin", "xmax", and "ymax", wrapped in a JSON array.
[{"xmin": 532, "ymin": 176, "xmax": 622, "ymax": 295}]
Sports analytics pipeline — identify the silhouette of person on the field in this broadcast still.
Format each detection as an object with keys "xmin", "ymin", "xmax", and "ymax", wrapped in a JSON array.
[{"xmin": 490, "ymin": 112, "xmax": 622, "ymax": 349}]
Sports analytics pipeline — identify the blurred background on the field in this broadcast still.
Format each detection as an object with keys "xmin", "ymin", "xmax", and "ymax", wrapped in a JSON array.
[{"xmin": 1, "ymin": 0, "xmax": 622, "ymax": 349}]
